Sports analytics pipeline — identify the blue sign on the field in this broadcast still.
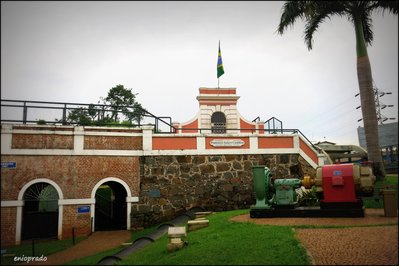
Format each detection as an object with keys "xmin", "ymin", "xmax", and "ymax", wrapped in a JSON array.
[
  {"xmin": 77, "ymin": 206, "xmax": 90, "ymax": 214},
  {"xmin": 333, "ymin": 170, "xmax": 342, "ymax": 176},
  {"xmin": 148, "ymin": 189, "xmax": 160, "ymax": 198},
  {"xmin": 1, "ymin": 162, "xmax": 16, "ymax": 169}
]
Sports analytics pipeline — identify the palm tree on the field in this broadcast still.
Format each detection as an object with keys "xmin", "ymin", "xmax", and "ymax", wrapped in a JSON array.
[{"xmin": 277, "ymin": 1, "xmax": 398, "ymax": 179}]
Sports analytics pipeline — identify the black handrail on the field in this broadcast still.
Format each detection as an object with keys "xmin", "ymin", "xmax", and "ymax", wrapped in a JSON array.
[
  {"xmin": 1, "ymin": 99, "xmax": 320, "ymax": 152},
  {"xmin": 1, "ymin": 99, "xmax": 176, "ymax": 132}
]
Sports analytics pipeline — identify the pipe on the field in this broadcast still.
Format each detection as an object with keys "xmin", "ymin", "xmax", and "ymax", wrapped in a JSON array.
[{"xmin": 97, "ymin": 207, "xmax": 203, "ymax": 265}]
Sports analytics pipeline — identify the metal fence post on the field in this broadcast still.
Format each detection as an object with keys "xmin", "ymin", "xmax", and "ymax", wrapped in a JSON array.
[
  {"xmin": 23, "ymin": 102, "xmax": 27, "ymax": 124},
  {"xmin": 62, "ymin": 104, "xmax": 67, "ymax": 125},
  {"xmin": 32, "ymin": 239, "xmax": 35, "ymax": 257},
  {"xmin": 72, "ymin": 227, "xmax": 75, "ymax": 245}
]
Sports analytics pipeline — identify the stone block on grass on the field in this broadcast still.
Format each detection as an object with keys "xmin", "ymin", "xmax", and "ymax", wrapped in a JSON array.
[
  {"xmin": 187, "ymin": 219, "xmax": 209, "ymax": 231},
  {"xmin": 194, "ymin": 211, "xmax": 213, "ymax": 219}
]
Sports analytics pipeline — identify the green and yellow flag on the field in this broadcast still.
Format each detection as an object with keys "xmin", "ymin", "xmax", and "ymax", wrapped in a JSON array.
[{"xmin": 217, "ymin": 41, "xmax": 224, "ymax": 78}]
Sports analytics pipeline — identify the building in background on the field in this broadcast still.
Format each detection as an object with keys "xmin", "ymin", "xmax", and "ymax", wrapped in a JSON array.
[{"xmin": 357, "ymin": 122, "xmax": 398, "ymax": 173}]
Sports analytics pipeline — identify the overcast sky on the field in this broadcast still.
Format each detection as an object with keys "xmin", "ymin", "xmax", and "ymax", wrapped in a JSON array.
[{"xmin": 1, "ymin": 1, "xmax": 398, "ymax": 145}]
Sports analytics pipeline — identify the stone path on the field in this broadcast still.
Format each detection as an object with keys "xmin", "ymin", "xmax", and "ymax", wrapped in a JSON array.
[
  {"xmin": 295, "ymin": 226, "xmax": 398, "ymax": 265},
  {"xmin": 231, "ymin": 208, "xmax": 398, "ymax": 265},
  {"xmin": 21, "ymin": 230, "xmax": 131, "ymax": 265}
]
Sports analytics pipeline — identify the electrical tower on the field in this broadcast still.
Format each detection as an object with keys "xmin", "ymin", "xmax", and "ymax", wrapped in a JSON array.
[{"xmin": 355, "ymin": 81, "xmax": 395, "ymax": 124}]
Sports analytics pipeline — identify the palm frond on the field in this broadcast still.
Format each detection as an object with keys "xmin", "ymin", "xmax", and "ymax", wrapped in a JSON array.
[
  {"xmin": 278, "ymin": 0, "xmax": 396, "ymax": 49},
  {"xmin": 369, "ymin": 1, "xmax": 399, "ymax": 15},
  {"xmin": 304, "ymin": 12, "xmax": 331, "ymax": 50},
  {"xmin": 277, "ymin": 1, "xmax": 308, "ymax": 34},
  {"xmin": 361, "ymin": 13, "xmax": 374, "ymax": 45}
]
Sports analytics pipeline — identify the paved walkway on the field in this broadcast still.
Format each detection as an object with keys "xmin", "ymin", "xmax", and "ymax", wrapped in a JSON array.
[
  {"xmin": 231, "ymin": 208, "xmax": 398, "ymax": 265},
  {"xmin": 22, "ymin": 230, "xmax": 131, "ymax": 265}
]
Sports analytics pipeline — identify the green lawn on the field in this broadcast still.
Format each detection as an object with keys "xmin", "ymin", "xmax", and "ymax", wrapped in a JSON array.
[{"xmin": 117, "ymin": 210, "xmax": 310, "ymax": 265}]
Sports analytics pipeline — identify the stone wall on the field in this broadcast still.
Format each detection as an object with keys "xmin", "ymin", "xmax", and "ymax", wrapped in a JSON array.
[{"xmin": 131, "ymin": 154, "xmax": 315, "ymax": 228}]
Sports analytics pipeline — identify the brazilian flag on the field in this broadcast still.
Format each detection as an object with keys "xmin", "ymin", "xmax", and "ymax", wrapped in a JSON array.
[{"xmin": 217, "ymin": 41, "xmax": 224, "ymax": 78}]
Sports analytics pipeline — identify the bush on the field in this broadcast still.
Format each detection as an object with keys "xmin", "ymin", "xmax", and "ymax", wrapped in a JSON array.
[{"xmin": 296, "ymin": 186, "xmax": 319, "ymax": 207}]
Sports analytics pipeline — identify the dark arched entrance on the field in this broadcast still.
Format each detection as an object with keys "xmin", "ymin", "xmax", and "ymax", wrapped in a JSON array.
[
  {"xmin": 22, "ymin": 182, "xmax": 59, "ymax": 240},
  {"xmin": 95, "ymin": 181, "xmax": 127, "ymax": 230}
]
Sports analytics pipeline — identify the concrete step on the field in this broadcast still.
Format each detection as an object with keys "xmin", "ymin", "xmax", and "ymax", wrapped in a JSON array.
[
  {"xmin": 187, "ymin": 219, "xmax": 209, "ymax": 231},
  {"xmin": 194, "ymin": 211, "xmax": 213, "ymax": 219}
]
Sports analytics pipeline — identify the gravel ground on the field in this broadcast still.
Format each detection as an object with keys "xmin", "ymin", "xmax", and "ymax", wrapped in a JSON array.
[
  {"xmin": 231, "ymin": 208, "xmax": 398, "ymax": 265},
  {"xmin": 295, "ymin": 226, "xmax": 398, "ymax": 265}
]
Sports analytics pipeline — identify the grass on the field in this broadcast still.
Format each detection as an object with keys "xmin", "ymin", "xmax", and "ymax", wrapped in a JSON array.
[
  {"xmin": 0, "ymin": 236, "xmax": 86, "ymax": 265},
  {"xmin": 362, "ymin": 175, "xmax": 398, "ymax": 208},
  {"xmin": 117, "ymin": 210, "xmax": 310, "ymax": 265}
]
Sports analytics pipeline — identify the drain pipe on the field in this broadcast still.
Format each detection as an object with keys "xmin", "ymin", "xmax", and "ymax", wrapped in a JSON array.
[{"xmin": 97, "ymin": 207, "xmax": 203, "ymax": 265}]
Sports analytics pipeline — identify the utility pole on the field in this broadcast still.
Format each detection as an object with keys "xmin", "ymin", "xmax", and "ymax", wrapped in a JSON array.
[{"xmin": 356, "ymin": 81, "xmax": 395, "ymax": 124}]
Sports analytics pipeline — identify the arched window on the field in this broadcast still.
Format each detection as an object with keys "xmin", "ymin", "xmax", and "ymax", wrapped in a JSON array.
[
  {"xmin": 22, "ymin": 182, "xmax": 59, "ymax": 240},
  {"xmin": 211, "ymin": 112, "xmax": 226, "ymax": 133}
]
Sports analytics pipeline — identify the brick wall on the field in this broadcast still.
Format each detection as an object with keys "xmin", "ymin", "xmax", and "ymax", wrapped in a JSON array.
[
  {"xmin": 84, "ymin": 136, "xmax": 142, "ymax": 150},
  {"xmin": 1, "ymin": 155, "xmax": 140, "ymax": 246},
  {"xmin": 1, "ymin": 207, "xmax": 17, "ymax": 247},
  {"xmin": 12, "ymin": 134, "xmax": 74, "ymax": 149},
  {"xmin": 62, "ymin": 205, "xmax": 91, "ymax": 239},
  {"xmin": 1, "ymin": 155, "xmax": 140, "ymax": 200}
]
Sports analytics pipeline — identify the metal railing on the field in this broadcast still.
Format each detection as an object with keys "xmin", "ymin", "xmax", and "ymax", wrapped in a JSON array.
[
  {"xmin": 1, "ymin": 99, "xmax": 320, "ymax": 152},
  {"xmin": 1, "ymin": 99, "xmax": 175, "ymax": 133}
]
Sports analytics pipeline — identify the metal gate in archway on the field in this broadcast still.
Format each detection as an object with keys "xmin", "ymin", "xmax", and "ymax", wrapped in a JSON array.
[
  {"xmin": 22, "ymin": 182, "xmax": 59, "ymax": 240},
  {"xmin": 95, "ymin": 181, "xmax": 127, "ymax": 231}
]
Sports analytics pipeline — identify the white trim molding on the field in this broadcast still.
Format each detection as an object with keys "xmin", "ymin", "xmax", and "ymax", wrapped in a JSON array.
[
  {"xmin": 59, "ymin": 198, "xmax": 95, "ymax": 205},
  {"xmin": 126, "ymin": 196, "xmax": 139, "ymax": 203},
  {"xmin": 1, "ymin": 200, "xmax": 24, "ymax": 207}
]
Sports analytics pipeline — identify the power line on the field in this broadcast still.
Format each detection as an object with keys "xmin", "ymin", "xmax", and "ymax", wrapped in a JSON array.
[{"xmin": 355, "ymin": 80, "xmax": 396, "ymax": 124}]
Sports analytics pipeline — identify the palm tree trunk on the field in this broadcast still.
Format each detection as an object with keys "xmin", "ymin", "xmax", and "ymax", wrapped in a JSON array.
[{"xmin": 355, "ymin": 20, "xmax": 385, "ymax": 179}]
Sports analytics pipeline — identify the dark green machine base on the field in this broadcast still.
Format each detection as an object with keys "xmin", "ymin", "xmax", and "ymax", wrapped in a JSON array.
[{"xmin": 250, "ymin": 201, "xmax": 364, "ymax": 218}]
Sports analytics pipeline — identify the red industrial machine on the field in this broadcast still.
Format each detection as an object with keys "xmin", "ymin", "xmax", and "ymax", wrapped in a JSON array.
[
  {"xmin": 321, "ymin": 164, "xmax": 357, "ymax": 203},
  {"xmin": 250, "ymin": 163, "xmax": 376, "ymax": 218}
]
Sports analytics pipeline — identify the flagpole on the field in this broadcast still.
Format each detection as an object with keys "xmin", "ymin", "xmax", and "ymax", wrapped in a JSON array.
[{"xmin": 218, "ymin": 78, "xmax": 219, "ymax": 89}]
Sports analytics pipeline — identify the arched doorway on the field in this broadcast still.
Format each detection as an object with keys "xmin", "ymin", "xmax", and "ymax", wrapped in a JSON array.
[
  {"xmin": 21, "ymin": 182, "xmax": 59, "ymax": 240},
  {"xmin": 94, "ymin": 181, "xmax": 127, "ymax": 230}
]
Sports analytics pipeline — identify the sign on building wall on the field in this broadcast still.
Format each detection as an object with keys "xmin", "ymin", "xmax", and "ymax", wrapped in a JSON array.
[
  {"xmin": 1, "ymin": 162, "xmax": 16, "ymax": 169},
  {"xmin": 210, "ymin": 139, "xmax": 245, "ymax": 147},
  {"xmin": 77, "ymin": 206, "xmax": 90, "ymax": 214}
]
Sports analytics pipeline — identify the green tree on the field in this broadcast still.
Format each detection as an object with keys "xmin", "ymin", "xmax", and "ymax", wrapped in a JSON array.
[
  {"xmin": 277, "ymin": 1, "xmax": 398, "ymax": 179},
  {"xmin": 104, "ymin": 84, "xmax": 147, "ymax": 123},
  {"xmin": 66, "ymin": 107, "xmax": 93, "ymax": 126},
  {"xmin": 65, "ymin": 84, "xmax": 147, "ymax": 126}
]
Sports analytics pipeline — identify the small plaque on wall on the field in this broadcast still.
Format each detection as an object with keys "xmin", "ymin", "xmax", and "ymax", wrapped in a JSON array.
[
  {"xmin": 77, "ymin": 205, "xmax": 90, "ymax": 214},
  {"xmin": 210, "ymin": 139, "xmax": 245, "ymax": 147},
  {"xmin": 148, "ymin": 189, "xmax": 160, "ymax": 198}
]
